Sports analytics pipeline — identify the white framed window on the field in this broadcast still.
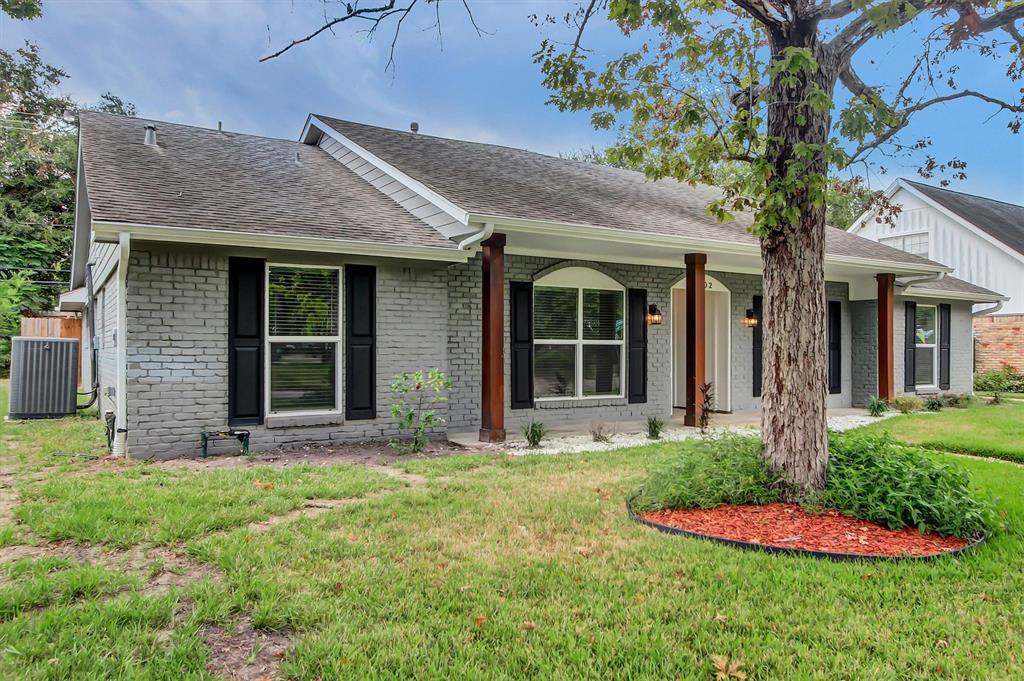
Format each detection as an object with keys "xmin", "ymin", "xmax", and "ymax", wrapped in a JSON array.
[
  {"xmin": 265, "ymin": 264, "xmax": 342, "ymax": 415},
  {"xmin": 880, "ymin": 232, "xmax": 929, "ymax": 258},
  {"xmin": 914, "ymin": 304, "xmax": 938, "ymax": 388},
  {"xmin": 533, "ymin": 268, "xmax": 625, "ymax": 400}
]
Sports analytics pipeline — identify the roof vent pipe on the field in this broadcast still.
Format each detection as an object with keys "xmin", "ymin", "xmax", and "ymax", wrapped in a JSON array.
[
  {"xmin": 410, "ymin": 122, "xmax": 419, "ymax": 134},
  {"xmin": 218, "ymin": 121, "xmax": 223, "ymax": 132},
  {"xmin": 143, "ymin": 124, "xmax": 157, "ymax": 146}
]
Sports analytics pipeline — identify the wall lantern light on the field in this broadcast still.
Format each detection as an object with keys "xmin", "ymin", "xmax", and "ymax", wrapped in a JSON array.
[
  {"xmin": 646, "ymin": 304, "xmax": 663, "ymax": 326},
  {"xmin": 742, "ymin": 309, "xmax": 759, "ymax": 329}
]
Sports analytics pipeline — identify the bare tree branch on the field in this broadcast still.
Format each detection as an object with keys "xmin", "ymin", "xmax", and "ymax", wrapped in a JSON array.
[
  {"xmin": 849, "ymin": 88, "xmax": 1024, "ymax": 163},
  {"xmin": 260, "ymin": 1, "xmax": 404, "ymax": 62}
]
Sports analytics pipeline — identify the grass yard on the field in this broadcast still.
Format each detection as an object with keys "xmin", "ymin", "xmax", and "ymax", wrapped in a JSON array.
[
  {"xmin": 856, "ymin": 400, "xmax": 1024, "ymax": 463},
  {"xmin": 1, "ymin": 383, "xmax": 1023, "ymax": 679}
]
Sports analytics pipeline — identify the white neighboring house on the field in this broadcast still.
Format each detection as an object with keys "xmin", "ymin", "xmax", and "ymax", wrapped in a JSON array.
[{"xmin": 849, "ymin": 178, "xmax": 1022, "ymax": 314}]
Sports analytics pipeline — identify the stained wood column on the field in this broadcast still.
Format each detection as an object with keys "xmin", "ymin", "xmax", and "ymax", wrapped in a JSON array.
[
  {"xmin": 684, "ymin": 252, "xmax": 707, "ymax": 427},
  {"xmin": 876, "ymin": 273, "xmax": 895, "ymax": 402},
  {"xmin": 480, "ymin": 233, "xmax": 507, "ymax": 442}
]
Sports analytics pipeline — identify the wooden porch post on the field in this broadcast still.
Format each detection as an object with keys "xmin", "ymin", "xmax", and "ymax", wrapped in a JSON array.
[
  {"xmin": 480, "ymin": 233, "xmax": 507, "ymax": 442},
  {"xmin": 876, "ymin": 273, "xmax": 895, "ymax": 402},
  {"xmin": 684, "ymin": 252, "xmax": 707, "ymax": 427}
]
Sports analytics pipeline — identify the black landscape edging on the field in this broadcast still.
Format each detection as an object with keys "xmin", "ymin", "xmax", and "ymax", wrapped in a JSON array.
[{"xmin": 626, "ymin": 498, "xmax": 986, "ymax": 563}]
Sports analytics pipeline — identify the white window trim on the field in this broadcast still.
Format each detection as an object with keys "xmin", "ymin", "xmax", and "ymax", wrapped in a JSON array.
[
  {"xmin": 533, "ymin": 270, "xmax": 626, "ymax": 402},
  {"xmin": 264, "ymin": 262, "xmax": 344, "ymax": 417},
  {"xmin": 914, "ymin": 303, "xmax": 939, "ymax": 389},
  {"xmin": 880, "ymin": 230, "xmax": 930, "ymax": 260}
]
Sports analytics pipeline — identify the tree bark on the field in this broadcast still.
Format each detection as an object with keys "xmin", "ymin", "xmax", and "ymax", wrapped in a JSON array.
[{"xmin": 760, "ymin": 28, "xmax": 840, "ymax": 491}]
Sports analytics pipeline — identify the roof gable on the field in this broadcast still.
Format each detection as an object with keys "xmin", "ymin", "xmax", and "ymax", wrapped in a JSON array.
[{"xmin": 902, "ymin": 180, "xmax": 1024, "ymax": 256}]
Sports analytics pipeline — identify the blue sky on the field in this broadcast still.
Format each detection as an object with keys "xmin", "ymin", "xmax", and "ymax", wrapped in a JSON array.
[{"xmin": 3, "ymin": 0, "xmax": 1021, "ymax": 202}]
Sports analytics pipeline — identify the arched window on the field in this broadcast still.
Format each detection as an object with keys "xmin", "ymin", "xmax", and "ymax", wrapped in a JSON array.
[{"xmin": 533, "ymin": 267, "xmax": 625, "ymax": 400}]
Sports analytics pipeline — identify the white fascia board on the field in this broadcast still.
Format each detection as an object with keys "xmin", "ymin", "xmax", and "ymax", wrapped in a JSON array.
[
  {"xmin": 91, "ymin": 221, "xmax": 471, "ymax": 263},
  {"xmin": 69, "ymin": 135, "xmax": 89, "ymax": 289},
  {"xmin": 895, "ymin": 180, "xmax": 1024, "ymax": 265},
  {"xmin": 303, "ymin": 115, "xmax": 471, "ymax": 227},
  {"xmin": 847, "ymin": 179, "xmax": 901, "ymax": 235},
  {"xmin": 477, "ymin": 213, "xmax": 950, "ymax": 275}
]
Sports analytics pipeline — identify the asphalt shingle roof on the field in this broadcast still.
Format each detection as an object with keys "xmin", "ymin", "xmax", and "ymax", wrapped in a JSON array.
[
  {"xmin": 903, "ymin": 180, "xmax": 1024, "ymax": 256},
  {"xmin": 316, "ymin": 116, "xmax": 948, "ymax": 269},
  {"xmin": 907, "ymin": 274, "xmax": 1005, "ymax": 300},
  {"xmin": 78, "ymin": 112, "xmax": 457, "ymax": 250}
]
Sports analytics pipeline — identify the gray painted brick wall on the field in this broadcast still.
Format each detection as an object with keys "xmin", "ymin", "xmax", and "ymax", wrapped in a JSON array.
[
  {"xmin": 125, "ymin": 246, "xmax": 450, "ymax": 458},
  {"xmin": 893, "ymin": 296, "xmax": 974, "ymax": 396},
  {"xmin": 850, "ymin": 300, "xmax": 878, "ymax": 407}
]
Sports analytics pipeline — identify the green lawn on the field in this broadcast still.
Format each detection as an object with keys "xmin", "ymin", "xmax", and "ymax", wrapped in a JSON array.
[
  {"xmin": 856, "ymin": 400, "xmax": 1024, "ymax": 463},
  {"xmin": 1, "ymin": 383, "xmax": 1023, "ymax": 679}
]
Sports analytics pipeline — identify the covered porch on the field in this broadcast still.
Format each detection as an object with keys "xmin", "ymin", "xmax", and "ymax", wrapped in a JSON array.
[{"xmin": 469, "ymin": 228, "xmax": 913, "ymax": 443}]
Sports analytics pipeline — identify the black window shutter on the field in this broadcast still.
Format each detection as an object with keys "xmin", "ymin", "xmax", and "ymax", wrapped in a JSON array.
[
  {"xmin": 827, "ymin": 300, "xmax": 842, "ymax": 395},
  {"xmin": 510, "ymin": 281, "xmax": 534, "ymax": 409},
  {"xmin": 752, "ymin": 295, "xmax": 763, "ymax": 397},
  {"xmin": 228, "ymin": 257, "xmax": 264, "ymax": 425},
  {"xmin": 627, "ymin": 288, "xmax": 648, "ymax": 404},
  {"xmin": 345, "ymin": 265, "xmax": 376, "ymax": 420},
  {"xmin": 939, "ymin": 303, "xmax": 951, "ymax": 390},
  {"xmin": 904, "ymin": 301, "xmax": 917, "ymax": 392}
]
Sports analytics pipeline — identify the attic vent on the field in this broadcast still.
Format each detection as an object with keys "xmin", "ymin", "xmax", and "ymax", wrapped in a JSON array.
[
  {"xmin": 143, "ymin": 124, "xmax": 157, "ymax": 146},
  {"xmin": 410, "ymin": 121, "xmax": 419, "ymax": 134}
]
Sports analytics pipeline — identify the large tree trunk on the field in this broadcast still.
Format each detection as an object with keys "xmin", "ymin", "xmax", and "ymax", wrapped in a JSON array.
[{"xmin": 760, "ymin": 30, "xmax": 841, "ymax": 491}]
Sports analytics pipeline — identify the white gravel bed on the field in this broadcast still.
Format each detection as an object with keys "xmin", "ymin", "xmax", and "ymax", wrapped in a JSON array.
[{"xmin": 505, "ymin": 412, "xmax": 897, "ymax": 456}]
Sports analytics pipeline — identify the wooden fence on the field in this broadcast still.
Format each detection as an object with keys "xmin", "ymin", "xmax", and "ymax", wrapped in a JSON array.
[{"xmin": 19, "ymin": 315, "xmax": 83, "ymax": 383}]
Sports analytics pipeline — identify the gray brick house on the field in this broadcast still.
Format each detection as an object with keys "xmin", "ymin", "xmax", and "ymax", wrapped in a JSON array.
[{"xmin": 62, "ymin": 112, "xmax": 1007, "ymax": 458}]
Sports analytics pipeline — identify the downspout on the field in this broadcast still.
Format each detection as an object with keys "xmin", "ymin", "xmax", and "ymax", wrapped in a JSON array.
[
  {"xmin": 457, "ymin": 222, "xmax": 494, "ymax": 250},
  {"xmin": 76, "ymin": 261, "xmax": 100, "ymax": 409},
  {"xmin": 111, "ymin": 232, "xmax": 130, "ymax": 457},
  {"xmin": 973, "ymin": 300, "xmax": 1005, "ymax": 317}
]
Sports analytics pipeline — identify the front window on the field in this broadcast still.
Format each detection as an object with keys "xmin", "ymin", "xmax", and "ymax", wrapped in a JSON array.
[
  {"xmin": 267, "ymin": 265, "xmax": 341, "ymax": 413},
  {"xmin": 915, "ymin": 304, "xmax": 938, "ymax": 387},
  {"xmin": 533, "ymin": 270, "xmax": 624, "ymax": 400}
]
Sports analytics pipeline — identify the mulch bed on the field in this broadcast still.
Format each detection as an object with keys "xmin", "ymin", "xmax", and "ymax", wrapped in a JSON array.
[{"xmin": 639, "ymin": 503, "xmax": 971, "ymax": 558}]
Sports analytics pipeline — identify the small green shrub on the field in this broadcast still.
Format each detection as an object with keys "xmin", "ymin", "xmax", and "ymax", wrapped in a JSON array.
[
  {"xmin": 975, "ymin": 365, "xmax": 1024, "ymax": 393},
  {"xmin": 388, "ymin": 369, "xmax": 452, "ymax": 454},
  {"xmin": 632, "ymin": 432, "xmax": 994, "ymax": 538},
  {"xmin": 892, "ymin": 395, "xmax": 924, "ymax": 414},
  {"xmin": 590, "ymin": 422, "xmax": 614, "ymax": 443},
  {"xmin": 698, "ymin": 382, "xmax": 714, "ymax": 434},
  {"xmin": 925, "ymin": 396, "xmax": 944, "ymax": 412},
  {"xmin": 942, "ymin": 392, "xmax": 972, "ymax": 408},
  {"xmin": 522, "ymin": 420, "xmax": 547, "ymax": 448},
  {"xmin": 867, "ymin": 396, "xmax": 888, "ymax": 417},
  {"xmin": 646, "ymin": 416, "xmax": 665, "ymax": 440},
  {"xmin": 820, "ymin": 432, "xmax": 994, "ymax": 538},
  {"xmin": 631, "ymin": 435, "xmax": 786, "ymax": 512}
]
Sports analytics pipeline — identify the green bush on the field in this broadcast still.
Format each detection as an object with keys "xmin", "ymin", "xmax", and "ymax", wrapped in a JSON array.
[
  {"xmin": 632, "ymin": 433, "xmax": 994, "ymax": 538},
  {"xmin": 892, "ymin": 395, "xmax": 924, "ymax": 414},
  {"xmin": 630, "ymin": 435, "xmax": 786, "ymax": 512},
  {"xmin": 646, "ymin": 416, "xmax": 665, "ymax": 440},
  {"xmin": 522, "ymin": 420, "xmax": 547, "ymax": 448},
  {"xmin": 975, "ymin": 366, "xmax": 1024, "ymax": 393},
  {"xmin": 941, "ymin": 392, "xmax": 972, "ymax": 408},
  {"xmin": 820, "ymin": 432, "xmax": 994, "ymax": 538},
  {"xmin": 867, "ymin": 396, "xmax": 888, "ymax": 417},
  {"xmin": 925, "ymin": 396, "xmax": 944, "ymax": 412},
  {"xmin": 388, "ymin": 369, "xmax": 452, "ymax": 453}
]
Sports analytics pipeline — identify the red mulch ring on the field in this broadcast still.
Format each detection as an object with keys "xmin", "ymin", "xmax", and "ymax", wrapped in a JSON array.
[{"xmin": 640, "ymin": 503, "xmax": 972, "ymax": 558}]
